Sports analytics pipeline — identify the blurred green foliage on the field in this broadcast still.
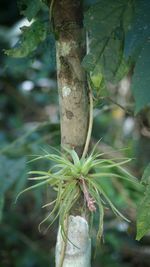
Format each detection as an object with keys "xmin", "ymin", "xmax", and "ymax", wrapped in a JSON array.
[
  {"xmin": 83, "ymin": 0, "xmax": 150, "ymax": 113},
  {"xmin": 0, "ymin": 1, "xmax": 150, "ymax": 267}
]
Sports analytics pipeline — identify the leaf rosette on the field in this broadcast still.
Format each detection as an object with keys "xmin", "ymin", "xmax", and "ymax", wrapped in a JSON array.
[{"xmin": 16, "ymin": 145, "xmax": 140, "ymax": 243}]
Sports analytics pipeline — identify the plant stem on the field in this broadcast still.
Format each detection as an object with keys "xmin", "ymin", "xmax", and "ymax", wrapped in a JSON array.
[{"xmin": 82, "ymin": 81, "xmax": 93, "ymax": 158}]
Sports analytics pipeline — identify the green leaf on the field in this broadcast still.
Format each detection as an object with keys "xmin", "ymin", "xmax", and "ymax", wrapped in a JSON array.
[
  {"xmin": 113, "ymin": 57, "xmax": 131, "ymax": 82},
  {"xmin": 136, "ymin": 183, "xmax": 150, "ymax": 240},
  {"xmin": 100, "ymin": 37, "xmax": 123, "ymax": 81},
  {"xmin": 141, "ymin": 163, "xmax": 150, "ymax": 185},
  {"xmin": 90, "ymin": 65, "xmax": 103, "ymax": 90},
  {"xmin": 83, "ymin": 0, "xmax": 130, "ymax": 82},
  {"xmin": 4, "ymin": 20, "xmax": 47, "ymax": 58},
  {"xmin": 83, "ymin": 36, "xmax": 124, "ymax": 81},
  {"xmin": 124, "ymin": 0, "xmax": 150, "ymax": 58},
  {"xmin": 84, "ymin": 0, "xmax": 125, "ymax": 39},
  {"xmin": 82, "ymin": 41, "xmax": 105, "ymax": 72},
  {"xmin": 131, "ymin": 41, "xmax": 150, "ymax": 113},
  {"xmin": 122, "ymin": 0, "xmax": 135, "ymax": 33},
  {"xmin": 15, "ymin": 179, "xmax": 50, "ymax": 203},
  {"xmin": 18, "ymin": 0, "xmax": 44, "ymax": 21}
]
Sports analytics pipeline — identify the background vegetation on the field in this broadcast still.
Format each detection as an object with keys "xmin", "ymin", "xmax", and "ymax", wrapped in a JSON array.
[{"xmin": 0, "ymin": 0, "xmax": 150, "ymax": 267}]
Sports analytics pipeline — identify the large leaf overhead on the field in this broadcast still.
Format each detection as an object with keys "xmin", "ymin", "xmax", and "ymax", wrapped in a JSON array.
[
  {"xmin": 83, "ymin": 0, "xmax": 130, "ymax": 83},
  {"xmin": 83, "ymin": 0, "xmax": 150, "ymax": 113},
  {"xmin": 124, "ymin": 0, "xmax": 150, "ymax": 59},
  {"xmin": 84, "ymin": 0, "xmax": 124, "ymax": 38},
  {"xmin": 131, "ymin": 41, "xmax": 150, "ymax": 113}
]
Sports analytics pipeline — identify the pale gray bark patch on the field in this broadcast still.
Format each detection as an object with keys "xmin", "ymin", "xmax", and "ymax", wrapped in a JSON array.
[{"xmin": 55, "ymin": 216, "xmax": 91, "ymax": 267}]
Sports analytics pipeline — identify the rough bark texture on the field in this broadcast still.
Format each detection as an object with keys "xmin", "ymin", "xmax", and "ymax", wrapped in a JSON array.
[{"xmin": 53, "ymin": 0, "xmax": 88, "ymax": 156}]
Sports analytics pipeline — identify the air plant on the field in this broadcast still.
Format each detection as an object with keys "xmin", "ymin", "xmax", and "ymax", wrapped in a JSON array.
[{"xmin": 16, "ymin": 145, "xmax": 140, "ymax": 243}]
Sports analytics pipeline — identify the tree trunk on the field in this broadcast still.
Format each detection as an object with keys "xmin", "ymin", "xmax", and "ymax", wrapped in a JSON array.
[
  {"xmin": 53, "ymin": 1, "xmax": 91, "ymax": 266},
  {"xmin": 53, "ymin": 0, "xmax": 88, "ymax": 156}
]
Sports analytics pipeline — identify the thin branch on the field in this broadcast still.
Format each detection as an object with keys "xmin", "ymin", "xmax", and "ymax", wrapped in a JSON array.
[
  {"xmin": 106, "ymin": 96, "xmax": 134, "ymax": 116},
  {"xmin": 82, "ymin": 80, "xmax": 93, "ymax": 158}
]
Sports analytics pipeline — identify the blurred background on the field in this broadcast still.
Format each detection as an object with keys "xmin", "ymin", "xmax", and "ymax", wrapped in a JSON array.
[{"xmin": 0, "ymin": 1, "xmax": 150, "ymax": 267}]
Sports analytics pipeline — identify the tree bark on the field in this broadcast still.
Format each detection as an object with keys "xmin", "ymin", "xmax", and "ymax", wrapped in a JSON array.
[
  {"xmin": 55, "ymin": 216, "xmax": 91, "ymax": 267},
  {"xmin": 53, "ymin": 1, "xmax": 91, "ymax": 266},
  {"xmin": 53, "ymin": 0, "xmax": 88, "ymax": 156}
]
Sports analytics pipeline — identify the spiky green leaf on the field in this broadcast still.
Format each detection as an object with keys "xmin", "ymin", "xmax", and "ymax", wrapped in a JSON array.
[{"xmin": 17, "ymin": 146, "xmax": 139, "ymax": 242}]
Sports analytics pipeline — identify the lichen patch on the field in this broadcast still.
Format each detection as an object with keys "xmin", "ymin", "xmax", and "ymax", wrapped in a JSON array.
[
  {"xmin": 62, "ymin": 86, "xmax": 71, "ymax": 97},
  {"xmin": 58, "ymin": 41, "xmax": 72, "ymax": 57}
]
